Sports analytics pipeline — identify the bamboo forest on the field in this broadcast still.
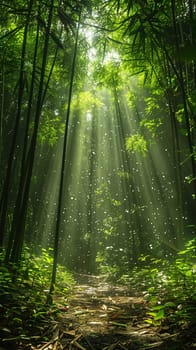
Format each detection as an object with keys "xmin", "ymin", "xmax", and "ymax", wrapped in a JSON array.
[{"xmin": 0, "ymin": 0, "xmax": 196, "ymax": 349}]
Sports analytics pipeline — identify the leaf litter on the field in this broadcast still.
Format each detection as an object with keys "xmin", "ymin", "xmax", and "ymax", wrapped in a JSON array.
[
  {"xmin": 1, "ymin": 274, "xmax": 195, "ymax": 349},
  {"xmin": 17, "ymin": 275, "xmax": 195, "ymax": 350}
]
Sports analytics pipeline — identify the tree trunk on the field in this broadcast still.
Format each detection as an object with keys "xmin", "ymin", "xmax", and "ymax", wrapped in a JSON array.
[
  {"xmin": 170, "ymin": 0, "xmax": 196, "ymax": 195},
  {"xmin": 5, "ymin": 11, "xmax": 40, "ymax": 261},
  {"xmin": 0, "ymin": 0, "xmax": 34, "ymax": 249},
  {"xmin": 47, "ymin": 12, "xmax": 81, "ymax": 303},
  {"xmin": 9, "ymin": 0, "xmax": 54, "ymax": 263}
]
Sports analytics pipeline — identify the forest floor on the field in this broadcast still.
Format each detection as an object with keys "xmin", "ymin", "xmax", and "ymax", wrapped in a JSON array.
[{"xmin": 27, "ymin": 274, "xmax": 195, "ymax": 350}]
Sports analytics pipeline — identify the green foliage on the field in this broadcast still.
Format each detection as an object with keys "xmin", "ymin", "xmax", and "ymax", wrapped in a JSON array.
[
  {"xmin": 93, "ymin": 59, "xmax": 122, "ymax": 89},
  {"xmin": 126, "ymin": 133, "xmax": 147, "ymax": 156},
  {"xmin": 138, "ymin": 94, "xmax": 164, "ymax": 139},
  {"xmin": 96, "ymin": 252, "xmax": 119, "ymax": 277},
  {"xmin": 119, "ymin": 239, "xmax": 196, "ymax": 327},
  {"xmin": 38, "ymin": 115, "xmax": 64, "ymax": 146},
  {"xmin": 0, "ymin": 248, "xmax": 75, "ymax": 344},
  {"xmin": 140, "ymin": 118, "xmax": 162, "ymax": 138},
  {"xmin": 71, "ymin": 91, "xmax": 103, "ymax": 115},
  {"xmin": 23, "ymin": 247, "xmax": 75, "ymax": 292}
]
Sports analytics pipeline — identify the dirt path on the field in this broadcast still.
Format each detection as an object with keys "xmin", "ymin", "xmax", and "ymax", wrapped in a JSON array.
[{"xmin": 43, "ymin": 274, "xmax": 193, "ymax": 350}]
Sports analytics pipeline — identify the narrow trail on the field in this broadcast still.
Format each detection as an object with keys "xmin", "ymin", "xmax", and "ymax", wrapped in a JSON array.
[
  {"xmin": 42, "ymin": 274, "xmax": 194, "ymax": 350},
  {"xmin": 65, "ymin": 275, "xmax": 149, "ymax": 337}
]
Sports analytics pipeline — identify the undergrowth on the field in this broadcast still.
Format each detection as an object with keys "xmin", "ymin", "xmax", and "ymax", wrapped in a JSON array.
[
  {"xmin": 0, "ymin": 248, "xmax": 75, "ymax": 347},
  {"xmin": 119, "ymin": 238, "xmax": 196, "ymax": 328},
  {"xmin": 1, "ymin": 239, "xmax": 195, "ymax": 347}
]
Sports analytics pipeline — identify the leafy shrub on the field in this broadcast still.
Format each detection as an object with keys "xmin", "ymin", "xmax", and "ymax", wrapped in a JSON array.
[
  {"xmin": 22, "ymin": 247, "xmax": 75, "ymax": 292},
  {"xmin": 119, "ymin": 239, "xmax": 196, "ymax": 327},
  {"xmin": 0, "ymin": 248, "xmax": 75, "ymax": 345}
]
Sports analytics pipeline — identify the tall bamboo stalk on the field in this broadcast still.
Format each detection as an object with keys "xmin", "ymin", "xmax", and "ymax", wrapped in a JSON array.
[
  {"xmin": 47, "ymin": 12, "xmax": 81, "ymax": 302},
  {"xmin": 171, "ymin": 0, "xmax": 196, "ymax": 195},
  {"xmin": 9, "ymin": 0, "xmax": 54, "ymax": 263},
  {"xmin": 0, "ymin": 0, "xmax": 34, "ymax": 248}
]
